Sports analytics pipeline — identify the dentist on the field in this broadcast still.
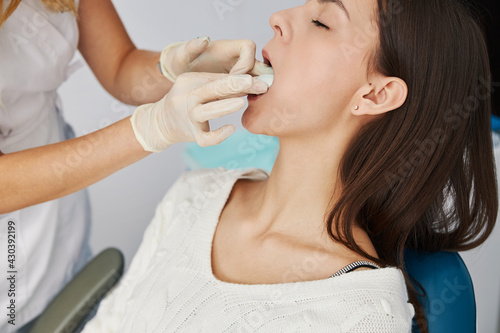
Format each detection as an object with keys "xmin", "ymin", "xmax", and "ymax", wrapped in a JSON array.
[{"xmin": 0, "ymin": 0, "xmax": 271, "ymax": 331}]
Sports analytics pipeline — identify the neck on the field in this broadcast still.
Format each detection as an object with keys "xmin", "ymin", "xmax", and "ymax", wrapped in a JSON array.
[{"xmin": 247, "ymin": 132, "xmax": 352, "ymax": 245}]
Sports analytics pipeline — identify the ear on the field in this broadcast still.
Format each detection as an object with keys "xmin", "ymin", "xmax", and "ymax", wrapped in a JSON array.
[{"xmin": 351, "ymin": 77, "xmax": 408, "ymax": 116}]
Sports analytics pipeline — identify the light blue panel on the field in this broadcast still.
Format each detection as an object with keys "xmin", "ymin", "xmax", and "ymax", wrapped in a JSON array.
[{"xmin": 182, "ymin": 129, "xmax": 279, "ymax": 172}]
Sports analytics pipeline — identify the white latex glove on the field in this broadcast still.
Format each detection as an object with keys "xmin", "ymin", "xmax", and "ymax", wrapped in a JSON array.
[
  {"xmin": 159, "ymin": 37, "xmax": 273, "ymax": 82},
  {"xmin": 131, "ymin": 73, "xmax": 268, "ymax": 152}
]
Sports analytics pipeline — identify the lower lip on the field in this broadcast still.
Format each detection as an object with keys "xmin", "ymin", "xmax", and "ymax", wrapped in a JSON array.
[{"xmin": 247, "ymin": 94, "xmax": 262, "ymax": 102}]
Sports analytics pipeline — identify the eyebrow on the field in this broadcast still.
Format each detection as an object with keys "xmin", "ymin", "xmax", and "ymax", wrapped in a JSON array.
[{"xmin": 318, "ymin": 0, "xmax": 351, "ymax": 21}]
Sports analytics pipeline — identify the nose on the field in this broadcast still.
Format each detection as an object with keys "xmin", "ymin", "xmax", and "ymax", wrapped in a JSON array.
[{"xmin": 269, "ymin": 10, "xmax": 292, "ymax": 43}]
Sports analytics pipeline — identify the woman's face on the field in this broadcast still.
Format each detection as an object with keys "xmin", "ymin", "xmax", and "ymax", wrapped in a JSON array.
[{"xmin": 244, "ymin": 0, "xmax": 380, "ymax": 138}]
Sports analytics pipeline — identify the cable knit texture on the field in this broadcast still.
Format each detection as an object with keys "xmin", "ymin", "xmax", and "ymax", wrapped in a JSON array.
[{"xmin": 82, "ymin": 167, "xmax": 415, "ymax": 332}]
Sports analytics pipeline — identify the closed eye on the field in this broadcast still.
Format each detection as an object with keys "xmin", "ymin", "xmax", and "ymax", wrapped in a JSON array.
[{"xmin": 312, "ymin": 19, "xmax": 330, "ymax": 30}]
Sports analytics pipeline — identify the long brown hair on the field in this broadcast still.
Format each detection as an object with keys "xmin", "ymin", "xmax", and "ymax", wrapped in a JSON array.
[
  {"xmin": 325, "ymin": 0, "xmax": 498, "ymax": 332},
  {"xmin": 0, "ymin": 0, "xmax": 77, "ymax": 29}
]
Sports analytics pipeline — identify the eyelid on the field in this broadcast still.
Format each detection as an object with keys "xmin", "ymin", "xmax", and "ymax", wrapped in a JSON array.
[{"xmin": 312, "ymin": 19, "xmax": 330, "ymax": 30}]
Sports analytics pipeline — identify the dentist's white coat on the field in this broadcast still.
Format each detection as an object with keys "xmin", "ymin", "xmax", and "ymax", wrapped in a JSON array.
[{"xmin": 0, "ymin": 0, "xmax": 92, "ymax": 331}]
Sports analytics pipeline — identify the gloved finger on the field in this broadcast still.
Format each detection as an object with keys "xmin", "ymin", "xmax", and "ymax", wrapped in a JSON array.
[
  {"xmin": 190, "ymin": 98, "xmax": 246, "ymax": 123},
  {"xmin": 197, "ymin": 124, "xmax": 235, "ymax": 147},
  {"xmin": 176, "ymin": 72, "xmax": 234, "ymax": 86},
  {"xmin": 192, "ymin": 75, "xmax": 268, "ymax": 104},
  {"xmin": 228, "ymin": 40, "xmax": 257, "ymax": 75},
  {"xmin": 181, "ymin": 36, "xmax": 211, "ymax": 67},
  {"xmin": 249, "ymin": 60, "xmax": 274, "ymax": 76}
]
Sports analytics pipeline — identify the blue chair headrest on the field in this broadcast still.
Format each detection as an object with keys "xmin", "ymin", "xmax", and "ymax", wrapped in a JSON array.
[
  {"xmin": 404, "ymin": 249, "xmax": 476, "ymax": 332},
  {"xmin": 492, "ymin": 115, "xmax": 500, "ymax": 132}
]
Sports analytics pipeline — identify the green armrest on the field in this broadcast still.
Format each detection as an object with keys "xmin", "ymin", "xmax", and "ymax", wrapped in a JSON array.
[{"xmin": 29, "ymin": 248, "xmax": 124, "ymax": 333}]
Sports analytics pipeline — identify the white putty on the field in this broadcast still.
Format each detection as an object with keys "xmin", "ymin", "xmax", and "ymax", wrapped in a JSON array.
[{"xmin": 255, "ymin": 74, "xmax": 274, "ymax": 88}]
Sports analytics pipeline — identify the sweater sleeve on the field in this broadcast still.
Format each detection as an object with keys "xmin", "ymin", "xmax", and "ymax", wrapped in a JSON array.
[
  {"xmin": 346, "ymin": 303, "xmax": 414, "ymax": 332},
  {"xmin": 284, "ymin": 296, "xmax": 414, "ymax": 333},
  {"xmin": 340, "ymin": 294, "xmax": 415, "ymax": 332},
  {"xmin": 81, "ymin": 171, "xmax": 191, "ymax": 333}
]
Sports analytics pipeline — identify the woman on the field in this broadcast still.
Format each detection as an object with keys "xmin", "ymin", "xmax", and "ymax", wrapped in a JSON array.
[
  {"xmin": 0, "ymin": 0, "xmax": 272, "ymax": 331},
  {"xmin": 82, "ymin": 0, "xmax": 498, "ymax": 331}
]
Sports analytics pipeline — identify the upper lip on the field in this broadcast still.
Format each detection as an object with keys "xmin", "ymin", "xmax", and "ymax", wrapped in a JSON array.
[{"xmin": 262, "ymin": 49, "xmax": 272, "ymax": 68}]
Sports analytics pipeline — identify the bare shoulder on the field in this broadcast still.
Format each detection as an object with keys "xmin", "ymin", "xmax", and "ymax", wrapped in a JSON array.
[
  {"xmin": 285, "ymin": 238, "xmax": 379, "ymax": 280},
  {"xmin": 319, "ymin": 227, "xmax": 380, "ymax": 275}
]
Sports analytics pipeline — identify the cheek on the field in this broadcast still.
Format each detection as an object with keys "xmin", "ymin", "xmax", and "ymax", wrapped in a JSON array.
[
  {"xmin": 242, "ymin": 50, "xmax": 366, "ymax": 135},
  {"xmin": 308, "ymin": 56, "xmax": 366, "ymax": 111},
  {"xmin": 242, "ymin": 78, "xmax": 345, "ymax": 136},
  {"xmin": 281, "ymin": 68, "xmax": 352, "ymax": 121}
]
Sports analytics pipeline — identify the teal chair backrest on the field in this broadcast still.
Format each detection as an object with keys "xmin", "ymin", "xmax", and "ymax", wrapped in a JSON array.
[
  {"xmin": 404, "ymin": 249, "xmax": 476, "ymax": 332},
  {"xmin": 182, "ymin": 129, "xmax": 478, "ymax": 332},
  {"xmin": 492, "ymin": 115, "xmax": 500, "ymax": 132}
]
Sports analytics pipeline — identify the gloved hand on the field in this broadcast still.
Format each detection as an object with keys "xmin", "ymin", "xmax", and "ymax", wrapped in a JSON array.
[
  {"xmin": 159, "ymin": 37, "xmax": 273, "ymax": 82},
  {"xmin": 131, "ymin": 73, "xmax": 269, "ymax": 152}
]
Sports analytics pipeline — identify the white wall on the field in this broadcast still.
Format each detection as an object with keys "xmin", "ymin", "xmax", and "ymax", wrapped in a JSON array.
[
  {"xmin": 460, "ymin": 132, "xmax": 500, "ymax": 333},
  {"xmin": 59, "ymin": 0, "xmax": 301, "ymax": 268},
  {"xmin": 58, "ymin": 1, "xmax": 499, "ymax": 331}
]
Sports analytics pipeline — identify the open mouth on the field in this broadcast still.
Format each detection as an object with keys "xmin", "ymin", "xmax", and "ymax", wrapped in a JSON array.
[
  {"xmin": 248, "ymin": 50, "xmax": 274, "ymax": 101},
  {"xmin": 263, "ymin": 56, "xmax": 272, "ymax": 68},
  {"xmin": 262, "ymin": 50, "xmax": 273, "ymax": 69}
]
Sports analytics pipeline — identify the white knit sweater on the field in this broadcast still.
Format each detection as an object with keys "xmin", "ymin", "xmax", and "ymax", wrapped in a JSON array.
[{"xmin": 82, "ymin": 167, "xmax": 415, "ymax": 332}]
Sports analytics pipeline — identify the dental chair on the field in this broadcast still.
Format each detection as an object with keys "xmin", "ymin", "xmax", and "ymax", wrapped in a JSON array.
[
  {"xmin": 30, "ymin": 129, "xmax": 479, "ymax": 332},
  {"xmin": 404, "ymin": 249, "xmax": 476, "ymax": 332},
  {"xmin": 29, "ymin": 248, "xmax": 124, "ymax": 333}
]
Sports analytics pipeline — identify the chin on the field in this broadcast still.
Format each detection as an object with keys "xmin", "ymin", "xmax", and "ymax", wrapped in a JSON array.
[
  {"xmin": 241, "ymin": 106, "xmax": 264, "ymax": 135},
  {"xmin": 242, "ymin": 111, "xmax": 286, "ymax": 137},
  {"xmin": 243, "ymin": 94, "xmax": 295, "ymax": 137}
]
